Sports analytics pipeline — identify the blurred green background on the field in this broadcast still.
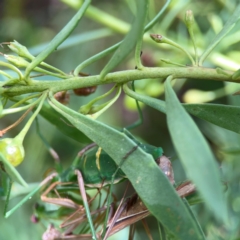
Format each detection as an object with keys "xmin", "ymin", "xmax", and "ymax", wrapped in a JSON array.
[{"xmin": 1, "ymin": 0, "xmax": 240, "ymax": 239}]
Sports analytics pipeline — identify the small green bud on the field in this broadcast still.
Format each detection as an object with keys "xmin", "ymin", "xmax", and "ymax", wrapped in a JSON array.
[
  {"xmin": 79, "ymin": 104, "xmax": 91, "ymax": 114},
  {"xmin": 88, "ymin": 104, "xmax": 103, "ymax": 114},
  {"xmin": 4, "ymin": 54, "xmax": 30, "ymax": 68},
  {"xmin": 150, "ymin": 34, "xmax": 181, "ymax": 47},
  {"xmin": 0, "ymin": 138, "xmax": 25, "ymax": 166},
  {"xmin": 8, "ymin": 40, "xmax": 33, "ymax": 60},
  {"xmin": 185, "ymin": 10, "xmax": 195, "ymax": 26},
  {"xmin": 150, "ymin": 34, "xmax": 164, "ymax": 43}
]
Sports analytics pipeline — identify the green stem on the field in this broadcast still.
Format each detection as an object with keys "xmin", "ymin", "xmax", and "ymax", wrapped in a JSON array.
[
  {"xmin": 14, "ymin": 92, "xmax": 47, "ymax": 143},
  {"xmin": 151, "ymin": 34, "xmax": 196, "ymax": 65},
  {"xmin": 38, "ymin": 62, "xmax": 67, "ymax": 76},
  {"xmin": 74, "ymin": 42, "xmax": 119, "ymax": 75},
  {"xmin": 0, "ymin": 70, "xmax": 12, "ymax": 79},
  {"xmin": 0, "ymin": 61, "xmax": 23, "ymax": 82},
  {"xmin": 3, "ymin": 67, "xmax": 235, "ymax": 97},
  {"xmin": 9, "ymin": 93, "xmax": 41, "ymax": 108},
  {"xmin": 135, "ymin": 39, "xmax": 144, "ymax": 70},
  {"xmin": 80, "ymin": 84, "xmax": 117, "ymax": 111},
  {"xmin": 160, "ymin": 58, "xmax": 185, "ymax": 67},
  {"xmin": 1, "ymin": 95, "xmax": 42, "ymax": 116},
  {"xmin": 88, "ymin": 85, "xmax": 121, "ymax": 119},
  {"xmin": 5, "ymin": 173, "xmax": 58, "ymax": 218},
  {"xmin": 30, "ymin": 66, "xmax": 68, "ymax": 79},
  {"xmin": 125, "ymin": 81, "xmax": 143, "ymax": 130}
]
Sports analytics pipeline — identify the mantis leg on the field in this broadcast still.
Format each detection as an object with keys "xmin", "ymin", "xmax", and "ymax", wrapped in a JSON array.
[
  {"xmin": 141, "ymin": 218, "xmax": 153, "ymax": 240},
  {"xmin": 41, "ymin": 181, "xmax": 82, "ymax": 210}
]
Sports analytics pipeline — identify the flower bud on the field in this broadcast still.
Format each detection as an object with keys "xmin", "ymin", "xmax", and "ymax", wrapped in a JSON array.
[
  {"xmin": 0, "ymin": 138, "xmax": 25, "ymax": 166},
  {"xmin": 185, "ymin": 10, "xmax": 195, "ymax": 26},
  {"xmin": 8, "ymin": 40, "xmax": 33, "ymax": 60},
  {"xmin": 4, "ymin": 54, "xmax": 29, "ymax": 68},
  {"xmin": 150, "ymin": 34, "xmax": 164, "ymax": 43},
  {"xmin": 79, "ymin": 104, "xmax": 91, "ymax": 114}
]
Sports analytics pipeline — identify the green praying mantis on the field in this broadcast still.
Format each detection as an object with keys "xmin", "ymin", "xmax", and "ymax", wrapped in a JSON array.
[
  {"xmin": 26, "ymin": 133, "xmax": 196, "ymax": 240},
  {"xmin": 0, "ymin": 84, "xmax": 198, "ymax": 239},
  {"xmin": 34, "ymin": 144, "xmax": 195, "ymax": 240},
  {"xmin": 2, "ymin": 126, "xmax": 193, "ymax": 239},
  {"xmin": 0, "ymin": 78, "xmax": 198, "ymax": 239}
]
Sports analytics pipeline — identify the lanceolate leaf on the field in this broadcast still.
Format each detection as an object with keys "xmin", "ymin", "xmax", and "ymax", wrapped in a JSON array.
[
  {"xmin": 165, "ymin": 76, "xmax": 228, "ymax": 223},
  {"xmin": 100, "ymin": 0, "xmax": 148, "ymax": 79},
  {"xmin": 123, "ymin": 83, "xmax": 240, "ymax": 134},
  {"xmin": 183, "ymin": 104, "xmax": 240, "ymax": 134},
  {"xmin": 48, "ymin": 92, "xmax": 205, "ymax": 240}
]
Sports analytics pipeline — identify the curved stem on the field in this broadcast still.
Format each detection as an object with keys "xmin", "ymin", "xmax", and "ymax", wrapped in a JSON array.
[
  {"xmin": 9, "ymin": 93, "xmax": 41, "ymax": 108},
  {"xmin": 0, "ymin": 70, "xmax": 12, "ymax": 79},
  {"xmin": 0, "ymin": 61, "xmax": 23, "ymax": 82},
  {"xmin": 1, "ymin": 95, "xmax": 43, "ymax": 116},
  {"xmin": 14, "ymin": 92, "xmax": 47, "ymax": 143},
  {"xmin": 88, "ymin": 85, "xmax": 121, "ymax": 119},
  {"xmin": 74, "ymin": 42, "xmax": 119, "ymax": 75},
  {"xmin": 3, "ymin": 66, "xmax": 235, "ymax": 97}
]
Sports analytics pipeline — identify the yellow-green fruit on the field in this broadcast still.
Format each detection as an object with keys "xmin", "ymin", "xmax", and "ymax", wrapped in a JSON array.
[{"xmin": 0, "ymin": 138, "xmax": 25, "ymax": 166}]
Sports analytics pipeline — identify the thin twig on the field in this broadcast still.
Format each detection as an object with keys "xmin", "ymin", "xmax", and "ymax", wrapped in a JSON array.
[{"xmin": 0, "ymin": 106, "xmax": 33, "ymax": 137}]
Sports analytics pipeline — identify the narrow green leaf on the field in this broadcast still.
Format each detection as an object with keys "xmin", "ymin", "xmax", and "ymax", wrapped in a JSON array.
[
  {"xmin": 24, "ymin": 0, "xmax": 91, "ymax": 79},
  {"xmin": 199, "ymin": 3, "xmax": 240, "ymax": 65},
  {"xmin": 183, "ymin": 104, "xmax": 240, "ymax": 134},
  {"xmin": 5, "ymin": 173, "xmax": 57, "ymax": 218},
  {"xmin": 0, "ymin": 153, "xmax": 27, "ymax": 187},
  {"xmin": 48, "ymin": 93, "xmax": 205, "ymax": 240},
  {"xmin": 29, "ymin": 28, "xmax": 112, "ymax": 55},
  {"xmin": 100, "ymin": 0, "xmax": 148, "ymax": 79},
  {"xmin": 165, "ymin": 76, "xmax": 228, "ymax": 223},
  {"xmin": 39, "ymin": 102, "xmax": 91, "ymax": 144},
  {"xmin": 0, "ymin": 170, "xmax": 10, "ymax": 197},
  {"xmin": 5, "ymin": 183, "xmax": 42, "ymax": 218},
  {"xmin": 123, "ymin": 84, "xmax": 240, "ymax": 134}
]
